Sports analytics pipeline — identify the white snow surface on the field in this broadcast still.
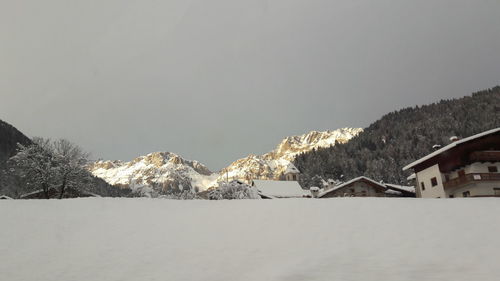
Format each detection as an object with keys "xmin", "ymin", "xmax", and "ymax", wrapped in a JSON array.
[
  {"xmin": 253, "ymin": 180, "xmax": 306, "ymax": 198},
  {"xmin": 2, "ymin": 198, "xmax": 500, "ymax": 281}
]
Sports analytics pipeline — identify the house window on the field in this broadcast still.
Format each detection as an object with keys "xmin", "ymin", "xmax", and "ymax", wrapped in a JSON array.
[
  {"xmin": 458, "ymin": 170, "xmax": 466, "ymax": 177},
  {"xmin": 462, "ymin": 191, "xmax": 470, "ymax": 197},
  {"xmin": 350, "ymin": 188, "xmax": 355, "ymax": 193},
  {"xmin": 431, "ymin": 177, "xmax": 438, "ymax": 187},
  {"xmin": 292, "ymin": 175, "xmax": 297, "ymax": 181},
  {"xmin": 445, "ymin": 174, "xmax": 450, "ymax": 181},
  {"xmin": 449, "ymin": 195, "xmax": 454, "ymax": 198},
  {"xmin": 420, "ymin": 182, "xmax": 425, "ymax": 191},
  {"xmin": 488, "ymin": 166, "xmax": 498, "ymax": 173},
  {"xmin": 494, "ymin": 188, "xmax": 500, "ymax": 196}
]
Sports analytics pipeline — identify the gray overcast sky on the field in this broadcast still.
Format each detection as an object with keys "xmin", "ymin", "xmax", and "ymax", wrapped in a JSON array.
[{"xmin": 1, "ymin": 0, "xmax": 500, "ymax": 170}]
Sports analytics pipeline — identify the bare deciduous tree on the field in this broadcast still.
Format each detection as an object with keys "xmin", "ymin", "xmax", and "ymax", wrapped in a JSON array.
[
  {"xmin": 9, "ymin": 138, "xmax": 91, "ymax": 199},
  {"xmin": 9, "ymin": 138, "xmax": 56, "ymax": 198}
]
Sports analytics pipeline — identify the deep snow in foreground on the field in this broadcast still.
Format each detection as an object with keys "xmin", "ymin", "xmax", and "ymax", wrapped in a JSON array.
[{"xmin": 1, "ymin": 198, "xmax": 499, "ymax": 281}]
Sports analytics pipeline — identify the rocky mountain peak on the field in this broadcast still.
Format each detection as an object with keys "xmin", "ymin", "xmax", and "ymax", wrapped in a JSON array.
[
  {"xmin": 87, "ymin": 151, "xmax": 216, "ymax": 196},
  {"xmin": 219, "ymin": 128, "xmax": 363, "ymax": 183}
]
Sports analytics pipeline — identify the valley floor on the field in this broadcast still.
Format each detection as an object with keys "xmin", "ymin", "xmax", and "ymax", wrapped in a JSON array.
[{"xmin": 1, "ymin": 198, "xmax": 499, "ymax": 281}]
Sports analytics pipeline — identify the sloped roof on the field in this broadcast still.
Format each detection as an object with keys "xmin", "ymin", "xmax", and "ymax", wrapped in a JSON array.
[
  {"xmin": 403, "ymin": 128, "xmax": 500, "ymax": 171},
  {"xmin": 253, "ymin": 180, "xmax": 305, "ymax": 198},
  {"xmin": 385, "ymin": 184, "xmax": 415, "ymax": 194},
  {"xmin": 385, "ymin": 189, "xmax": 403, "ymax": 196},
  {"xmin": 318, "ymin": 176, "xmax": 386, "ymax": 198},
  {"xmin": 406, "ymin": 173, "xmax": 416, "ymax": 181},
  {"xmin": 284, "ymin": 163, "xmax": 300, "ymax": 174}
]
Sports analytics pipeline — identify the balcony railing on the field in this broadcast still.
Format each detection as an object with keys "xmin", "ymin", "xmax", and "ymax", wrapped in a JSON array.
[
  {"xmin": 443, "ymin": 173, "xmax": 500, "ymax": 189},
  {"xmin": 469, "ymin": 151, "xmax": 500, "ymax": 162}
]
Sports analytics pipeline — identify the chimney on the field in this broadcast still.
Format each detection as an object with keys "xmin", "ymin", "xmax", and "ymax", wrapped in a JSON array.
[
  {"xmin": 432, "ymin": 144, "xmax": 442, "ymax": 150},
  {"xmin": 310, "ymin": 186, "xmax": 320, "ymax": 198}
]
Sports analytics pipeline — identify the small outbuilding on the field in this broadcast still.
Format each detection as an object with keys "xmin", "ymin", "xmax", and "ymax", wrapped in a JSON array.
[{"xmin": 0, "ymin": 195, "xmax": 13, "ymax": 200}]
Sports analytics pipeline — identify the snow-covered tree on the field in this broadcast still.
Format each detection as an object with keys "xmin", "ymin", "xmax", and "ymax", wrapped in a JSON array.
[
  {"xmin": 9, "ymin": 138, "xmax": 57, "ymax": 198},
  {"xmin": 9, "ymin": 138, "xmax": 91, "ymax": 199},
  {"xmin": 51, "ymin": 139, "xmax": 91, "ymax": 199},
  {"xmin": 309, "ymin": 175, "xmax": 325, "ymax": 189},
  {"xmin": 208, "ymin": 181, "xmax": 260, "ymax": 200},
  {"xmin": 160, "ymin": 189, "xmax": 199, "ymax": 200}
]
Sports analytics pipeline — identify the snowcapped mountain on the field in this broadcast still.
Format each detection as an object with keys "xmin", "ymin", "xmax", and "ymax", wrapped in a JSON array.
[
  {"xmin": 218, "ymin": 128, "xmax": 363, "ymax": 182},
  {"xmin": 88, "ymin": 128, "xmax": 362, "ymax": 196},
  {"xmin": 88, "ymin": 152, "xmax": 218, "ymax": 196}
]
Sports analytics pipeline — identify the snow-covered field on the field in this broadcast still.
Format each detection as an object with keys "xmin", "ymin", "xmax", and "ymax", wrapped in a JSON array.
[{"xmin": 1, "ymin": 198, "xmax": 499, "ymax": 281}]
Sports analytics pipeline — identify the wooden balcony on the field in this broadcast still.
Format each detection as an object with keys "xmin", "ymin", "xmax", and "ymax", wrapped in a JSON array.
[
  {"xmin": 443, "ymin": 173, "xmax": 500, "ymax": 189},
  {"xmin": 469, "ymin": 151, "xmax": 500, "ymax": 162}
]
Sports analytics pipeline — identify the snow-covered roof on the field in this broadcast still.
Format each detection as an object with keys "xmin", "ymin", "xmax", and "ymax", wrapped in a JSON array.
[
  {"xmin": 284, "ymin": 163, "xmax": 300, "ymax": 174},
  {"xmin": 385, "ymin": 184, "xmax": 415, "ymax": 194},
  {"xmin": 318, "ymin": 176, "xmax": 385, "ymax": 197},
  {"xmin": 310, "ymin": 186, "xmax": 320, "ymax": 192},
  {"xmin": 385, "ymin": 189, "xmax": 402, "ymax": 196},
  {"xmin": 20, "ymin": 189, "xmax": 45, "ymax": 198},
  {"xmin": 0, "ymin": 195, "xmax": 13, "ymax": 199},
  {"xmin": 253, "ymin": 180, "xmax": 305, "ymax": 198},
  {"xmin": 403, "ymin": 127, "xmax": 500, "ymax": 171},
  {"xmin": 406, "ymin": 173, "xmax": 416, "ymax": 181}
]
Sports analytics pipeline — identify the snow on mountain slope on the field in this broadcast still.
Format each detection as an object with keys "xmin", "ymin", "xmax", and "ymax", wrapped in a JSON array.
[
  {"xmin": 88, "ymin": 152, "xmax": 217, "ymax": 196},
  {"xmin": 219, "ymin": 128, "xmax": 362, "ymax": 182},
  {"xmin": 88, "ymin": 128, "xmax": 361, "ymax": 195}
]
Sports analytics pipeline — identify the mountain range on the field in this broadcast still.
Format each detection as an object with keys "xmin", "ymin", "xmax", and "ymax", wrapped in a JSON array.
[
  {"xmin": 88, "ymin": 152, "xmax": 217, "ymax": 196},
  {"xmin": 87, "ymin": 128, "xmax": 362, "ymax": 195}
]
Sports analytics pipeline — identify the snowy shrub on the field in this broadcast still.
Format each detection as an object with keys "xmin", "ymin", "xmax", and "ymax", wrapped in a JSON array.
[
  {"xmin": 157, "ymin": 184, "xmax": 200, "ymax": 200},
  {"xmin": 208, "ymin": 181, "xmax": 260, "ymax": 200}
]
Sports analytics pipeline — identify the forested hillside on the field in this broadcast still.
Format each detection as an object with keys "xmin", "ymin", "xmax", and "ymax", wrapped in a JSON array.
[
  {"xmin": 0, "ymin": 119, "xmax": 31, "ymax": 166},
  {"xmin": 295, "ymin": 86, "xmax": 500, "ymax": 187}
]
